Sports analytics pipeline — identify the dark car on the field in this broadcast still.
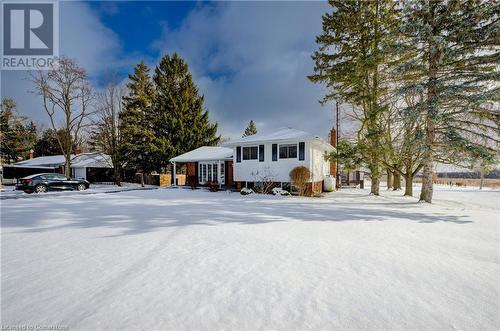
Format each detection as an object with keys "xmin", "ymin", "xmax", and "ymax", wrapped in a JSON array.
[{"xmin": 15, "ymin": 173, "xmax": 90, "ymax": 194}]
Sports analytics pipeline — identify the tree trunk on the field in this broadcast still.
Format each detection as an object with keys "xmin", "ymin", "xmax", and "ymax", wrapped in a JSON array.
[
  {"xmin": 404, "ymin": 173, "xmax": 413, "ymax": 196},
  {"xmin": 65, "ymin": 153, "xmax": 71, "ymax": 177},
  {"xmin": 479, "ymin": 170, "xmax": 484, "ymax": 190},
  {"xmin": 371, "ymin": 176, "xmax": 380, "ymax": 195},
  {"xmin": 419, "ymin": 3, "xmax": 438, "ymax": 203},
  {"xmin": 140, "ymin": 172, "xmax": 145, "ymax": 187},
  {"xmin": 393, "ymin": 172, "xmax": 401, "ymax": 190},
  {"xmin": 420, "ymin": 158, "xmax": 434, "ymax": 202},
  {"xmin": 386, "ymin": 169, "xmax": 393, "ymax": 190},
  {"xmin": 370, "ymin": 165, "xmax": 380, "ymax": 195}
]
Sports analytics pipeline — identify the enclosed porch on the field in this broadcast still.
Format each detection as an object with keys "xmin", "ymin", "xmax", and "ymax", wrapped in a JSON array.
[{"xmin": 169, "ymin": 147, "xmax": 234, "ymax": 189}]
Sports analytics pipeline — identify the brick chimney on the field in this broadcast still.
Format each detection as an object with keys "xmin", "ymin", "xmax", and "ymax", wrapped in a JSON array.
[{"xmin": 329, "ymin": 128, "xmax": 337, "ymax": 176}]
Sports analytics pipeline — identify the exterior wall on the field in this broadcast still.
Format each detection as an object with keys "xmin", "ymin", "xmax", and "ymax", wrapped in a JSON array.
[
  {"xmin": 309, "ymin": 142, "xmax": 331, "ymax": 182},
  {"xmin": 306, "ymin": 180, "xmax": 324, "ymax": 194},
  {"xmin": 232, "ymin": 141, "xmax": 331, "ymax": 184},
  {"xmin": 72, "ymin": 167, "xmax": 86, "ymax": 180}
]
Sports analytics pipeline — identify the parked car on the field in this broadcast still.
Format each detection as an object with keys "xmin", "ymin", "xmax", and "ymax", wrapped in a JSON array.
[{"xmin": 15, "ymin": 173, "xmax": 90, "ymax": 194}]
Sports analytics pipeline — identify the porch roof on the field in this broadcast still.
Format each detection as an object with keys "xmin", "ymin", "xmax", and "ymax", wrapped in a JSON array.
[{"xmin": 169, "ymin": 146, "xmax": 233, "ymax": 163}]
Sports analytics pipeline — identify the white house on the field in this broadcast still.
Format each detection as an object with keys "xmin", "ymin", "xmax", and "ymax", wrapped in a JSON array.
[{"xmin": 169, "ymin": 127, "xmax": 335, "ymax": 192}]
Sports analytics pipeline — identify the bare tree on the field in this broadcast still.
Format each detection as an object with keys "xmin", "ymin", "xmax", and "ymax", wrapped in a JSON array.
[
  {"xmin": 90, "ymin": 80, "xmax": 125, "ymax": 186},
  {"xmin": 31, "ymin": 57, "xmax": 94, "ymax": 176}
]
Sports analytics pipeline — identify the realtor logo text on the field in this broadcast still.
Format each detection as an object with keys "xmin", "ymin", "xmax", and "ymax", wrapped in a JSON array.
[{"xmin": 1, "ymin": 1, "xmax": 59, "ymax": 70}]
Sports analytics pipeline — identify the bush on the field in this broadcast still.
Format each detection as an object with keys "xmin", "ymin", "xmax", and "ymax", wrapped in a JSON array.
[
  {"xmin": 206, "ymin": 181, "xmax": 219, "ymax": 192},
  {"xmin": 289, "ymin": 166, "xmax": 311, "ymax": 196},
  {"xmin": 240, "ymin": 187, "xmax": 254, "ymax": 195},
  {"xmin": 272, "ymin": 187, "xmax": 290, "ymax": 196}
]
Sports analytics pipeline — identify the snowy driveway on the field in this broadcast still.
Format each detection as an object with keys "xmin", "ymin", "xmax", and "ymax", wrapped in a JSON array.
[{"xmin": 1, "ymin": 187, "xmax": 499, "ymax": 330}]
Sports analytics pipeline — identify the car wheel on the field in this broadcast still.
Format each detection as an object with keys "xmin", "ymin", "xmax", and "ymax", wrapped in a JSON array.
[
  {"xmin": 77, "ymin": 184, "xmax": 87, "ymax": 191},
  {"xmin": 34, "ymin": 184, "xmax": 48, "ymax": 193}
]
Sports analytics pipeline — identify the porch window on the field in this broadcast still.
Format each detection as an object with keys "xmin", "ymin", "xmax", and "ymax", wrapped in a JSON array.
[
  {"xmin": 259, "ymin": 145, "xmax": 264, "ymax": 162},
  {"xmin": 198, "ymin": 161, "xmax": 225, "ymax": 184},
  {"xmin": 279, "ymin": 144, "xmax": 297, "ymax": 159}
]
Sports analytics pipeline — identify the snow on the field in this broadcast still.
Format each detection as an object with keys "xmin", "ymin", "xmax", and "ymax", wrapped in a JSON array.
[
  {"xmin": 71, "ymin": 153, "xmax": 112, "ymax": 168},
  {"xmin": 1, "ymin": 185, "xmax": 499, "ymax": 330},
  {"xmin": 0, "ymin": 183, "xmax": 155, "ymax": 199},
  {"xmin": 14, "ymin": 155, "xmax": 68, "ymax": 167},
  {"xmin": 225, "ymin": 127, "xmax": 333, "ymax": 150},
  {"xmin": 169, "ymin": 146, "xmax": 233, "ymax": 162}
]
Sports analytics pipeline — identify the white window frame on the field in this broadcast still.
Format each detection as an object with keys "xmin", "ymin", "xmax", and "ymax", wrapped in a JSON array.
[{"xmin": 198, "ymin": 161, "xmax": 225, "ymax": 184}]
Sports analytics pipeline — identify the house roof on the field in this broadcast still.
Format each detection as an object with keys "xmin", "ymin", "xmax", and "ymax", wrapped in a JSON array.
[
  {"xmin": 71, "ymin": 153, "xmax": 112, "ymax": 168},
  {"xmin": 15, "ymin": 155, "xmax": 69, "ymax": 167},
  {"xmin": 14, "ymin": 153, "xmax": 112, "ymax": 169},
  {"xmin": 170, "ymin": 147, "xmax": 233, "ymax": 163},
  {"xmin": 224, "ymin": 127, "xmax": 335, "ymax": 151}
]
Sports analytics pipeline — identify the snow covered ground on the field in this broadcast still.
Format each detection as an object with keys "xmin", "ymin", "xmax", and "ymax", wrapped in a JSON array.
[
  {"xmin": 1, "ymin": 185, "xmax": 499, "ymax": 330},
  {"xmin": 0, "ymin": 182, "xmax": 156, "ymax": 200}
]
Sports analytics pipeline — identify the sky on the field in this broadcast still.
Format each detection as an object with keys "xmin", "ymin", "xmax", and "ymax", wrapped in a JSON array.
[{"xmin": 1, "ymin": 0, "xmax": 336, "ymax": 140}]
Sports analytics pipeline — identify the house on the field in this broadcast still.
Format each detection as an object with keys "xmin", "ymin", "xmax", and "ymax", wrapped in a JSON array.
[
  {"xmin": 1, "ymin": 153, "xmax": 113, "ymax": 184},
  {"xmin": 169, "ymin": 127, "xmax": 336, "ymax": 192}
]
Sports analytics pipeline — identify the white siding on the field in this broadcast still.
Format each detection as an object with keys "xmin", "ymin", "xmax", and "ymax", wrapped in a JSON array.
[
  {"xmin": 232, "ymin": 141, "xmax": 330, "ymax": 183},
  {"xmin": 309, "ymin": 142, "xmax": 331, "ymax": 182},
  {"xmin": 72, "ymin": 167, "xmax": 86, "ymax": 180}
]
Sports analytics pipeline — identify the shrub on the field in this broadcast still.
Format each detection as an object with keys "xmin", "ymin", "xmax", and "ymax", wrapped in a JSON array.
[
  {"xmin": 240, "ymin": 188, "xmax": 254, "ymax": 195},
  {"xmin": 289, "ymin": 166, "xmax": 311, "ymax": 196},
  {"xmin": 206, "ymin": 181, "xmax": 219, "ymax": 192},
  {"xmin": 272, "ymin": 187, "xmax": 290, "ymax": 196}
]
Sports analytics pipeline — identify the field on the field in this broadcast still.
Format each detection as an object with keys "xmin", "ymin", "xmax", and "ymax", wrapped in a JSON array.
[{"xmin": 1, "ymin": 185, "xmax": 499, "ymax": 330}]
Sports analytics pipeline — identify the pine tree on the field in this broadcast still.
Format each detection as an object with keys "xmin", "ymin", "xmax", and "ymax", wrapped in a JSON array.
[
  {"xmin": 120, "ymin": 61, "xmax": 157, "ymax": 179},
  {"xmin": 152, "ymin": 53, "xmax": 219, "ymax": 172},
  {"xmin": 243, "ymin": 120, "xmax": 257, "ymax": 137},
  {"xmin": 0, "ymin": 99, "xmax": 37, "ymax": 163},
  {"xmin": 397, "ymin": 0, "xmax": 499, "ymax": 202},
  {"xmin": 34, "ymin": 128, "xmax": 75, "ymax": 157},
  {"xmin": 310, "ymin": 0, "xmax": 399, "ymax": 195}
]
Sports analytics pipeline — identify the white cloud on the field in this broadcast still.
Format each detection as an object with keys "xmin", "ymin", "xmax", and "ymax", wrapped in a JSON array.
[
  {"xmin": 153, "ymin": 1, "xmax": 335, "ymax": 139},
  {"xmin": 1, "ymin": 1, "xmax": 126, "ymax": 125}
]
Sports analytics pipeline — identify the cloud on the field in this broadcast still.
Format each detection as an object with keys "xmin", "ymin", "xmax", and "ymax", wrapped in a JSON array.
[
  {"xmin": 152, "ymin": 1, "xmax": 334, "ymax": 139},
  {"xmin": 1, "ymin": 1, "xmax": 126, "ymax": 126}
]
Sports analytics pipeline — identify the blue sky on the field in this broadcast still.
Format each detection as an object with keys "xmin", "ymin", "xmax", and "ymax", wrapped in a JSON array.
[{"xmin": 2, "ymin": 1, "xmax": 335, "ymax": 139}]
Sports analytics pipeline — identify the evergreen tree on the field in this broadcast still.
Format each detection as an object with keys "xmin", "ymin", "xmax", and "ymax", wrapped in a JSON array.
[
  {"xmin": 397, "ymin": 0, "xmax": 499, "ymax": 202},
  {"xmin": 0, "ymin": 99, "xmax": 37, "ymax": 163},
  {"xmin": 243, "ymin": 120, "xmax": 258, "ymax": 137},
  {"xmin": 34, "ymin": 128, "xmax": 75, "ymax": 157},
  {"xmin": 152, "ymin": 53, "xmax": 219, "ymax": 172},
  {"xmin": 310, "ymin": 0, "xmax": 399, "ymax": 195},
  {"xmin": 121, "ymin": 61, "xmax": 157, "ymax": 180}
]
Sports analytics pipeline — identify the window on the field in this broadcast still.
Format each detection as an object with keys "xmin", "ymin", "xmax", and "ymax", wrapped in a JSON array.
[
  {"xmin": 299, "ymin": 142, "xmax": 305, "ymax": 161},
  {"xmin": 279, "ymin": 144, "xmax": 297, "ymax": 159},
  {"xmin": 272, "ymin": 144, "xmax": 277, "ymax": 161},
  {"xmin": 243, "ymin": 146, "xmax": 258, "ymax": 160},
  {"xmin": 198, "ymin": 162, "xmax": 224, "ymax": 184},
  {"xmin": 236, "ymin": 146, "xmax": 241, "ymax": 163},
  {"xmin": 259, "ymin": 145, "xmax": 264, "ymax": 162}
]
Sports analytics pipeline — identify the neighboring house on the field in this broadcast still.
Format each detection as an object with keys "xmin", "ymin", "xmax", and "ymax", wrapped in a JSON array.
[
  {"xmin": 170, "ymin": 127, "xmax": 335, "ymax": 192},
  {"xmin": 1, "ymin": 153, "xmax": 113, "ymax": 184}
]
